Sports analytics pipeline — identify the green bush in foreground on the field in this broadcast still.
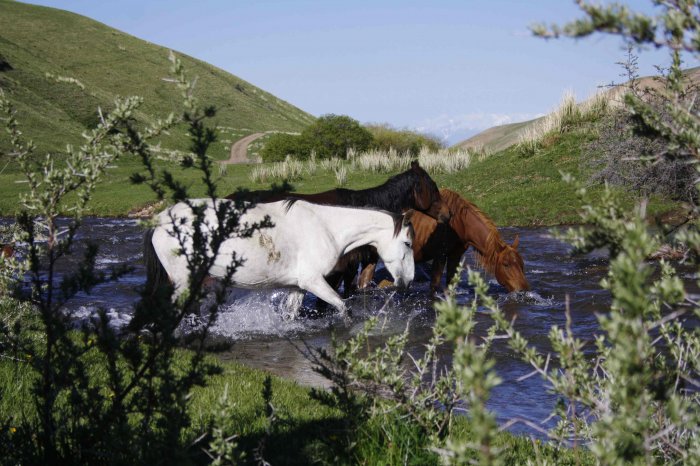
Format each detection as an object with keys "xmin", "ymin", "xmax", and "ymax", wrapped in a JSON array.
[
  {"xmin": 304, "ymin": 2, "xmax": 700, "ymax": 465},
  {"xmin": 0, "ymin": 53, "xmax": 269, "ymax": 465}
]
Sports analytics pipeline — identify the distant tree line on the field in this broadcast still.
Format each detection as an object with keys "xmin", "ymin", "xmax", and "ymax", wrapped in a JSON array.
[{"xmin": 260, "ymin": 114, "xmax": 443, "ymax": 162}]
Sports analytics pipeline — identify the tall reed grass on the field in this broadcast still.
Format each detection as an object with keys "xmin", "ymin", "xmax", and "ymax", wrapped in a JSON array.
[
  {"xmin": 248, "ymin": 146, "xmax": 478, "ymax": 183},
  {"xmin": 249, "ymin": 155, "xmax": 304, "ymax": 183},
  {"xmin": 334, "ymin": 165, "xmax": 348, "ymax": 186},
  {"xmin": 516, "ymin": 88, "xmax": 621, "ymax": 156}
]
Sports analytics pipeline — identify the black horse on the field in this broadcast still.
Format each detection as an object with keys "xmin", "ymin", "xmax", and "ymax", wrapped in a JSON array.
[{"xmin": 228, "ymin": 161, "xmax": 449, "ymax": 222}]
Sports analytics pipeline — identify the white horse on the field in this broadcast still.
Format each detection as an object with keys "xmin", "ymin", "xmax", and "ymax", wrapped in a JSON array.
[{"xmin": 144, "ymin": 199, "xmax": 415, "ymax": 316}]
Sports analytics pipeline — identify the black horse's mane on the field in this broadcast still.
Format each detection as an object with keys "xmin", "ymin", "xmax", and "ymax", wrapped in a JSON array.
[{"xmin": 336, "ymin": 165, "xmax": 437, "ymax": 212}]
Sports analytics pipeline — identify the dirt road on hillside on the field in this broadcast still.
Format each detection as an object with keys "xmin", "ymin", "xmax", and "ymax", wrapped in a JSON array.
[{"xmin": 223, "ymin": 132, "xmax": 271, "ymax": 164}]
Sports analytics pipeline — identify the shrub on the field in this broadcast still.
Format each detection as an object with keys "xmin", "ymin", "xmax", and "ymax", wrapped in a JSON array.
[
  {"xmin": 309, "ymin": 2, "xmax": 700, "ymax": 464},
  {"xmin": 587, "ymin": 109, "xmax": 698, "ymax": 204},
  {"xmin": 259, "ymin": 132, "xmax": 309, "ymax": 162},
  {"xmin": 300, "ymin": 114, "xmax": 373, "ymax": 159},
  {"xmin": 0, "ymin": 54, "xmax": 262, "ymax": 464},
  {"xmin": 585, "ymin": 50, "xmax": 698, "ymax": 204},
  {"xmin": 366, "ymin": 123, "xmax": 443, "ymax": 156}
]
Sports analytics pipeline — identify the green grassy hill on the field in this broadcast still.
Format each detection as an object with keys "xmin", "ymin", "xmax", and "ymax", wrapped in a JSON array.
[{"xmin": 0, "ymin": 0, "xmax": 314, "ymax": 158}]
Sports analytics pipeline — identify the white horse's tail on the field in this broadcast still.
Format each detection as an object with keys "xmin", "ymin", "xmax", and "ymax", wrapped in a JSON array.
[{"xmin": 143, "ymin": 229, "xmax": 170, "ymax": 297}]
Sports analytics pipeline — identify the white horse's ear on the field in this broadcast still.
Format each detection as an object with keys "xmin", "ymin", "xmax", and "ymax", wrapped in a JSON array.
[
  {"xmin": 403, "ymin": 209, "xmax": 416, "ymax": 226},
  {"xmin": 512, "ymin": 235, "xmax": 520, "ymax": 250}
]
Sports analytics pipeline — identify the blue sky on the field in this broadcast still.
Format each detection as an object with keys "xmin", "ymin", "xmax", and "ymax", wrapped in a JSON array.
[{"xmin": 26, "ymin": 0, "xmax": 688, "ymax": 144}]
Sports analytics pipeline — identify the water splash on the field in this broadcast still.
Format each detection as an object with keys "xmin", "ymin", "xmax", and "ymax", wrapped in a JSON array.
[
  {"xmin": 195, "ymin": 286, "xmax": 432, "ymax": 340},
  {"xmin": 206, "ymin": 289, "xmax": 321, "ymax": 340},
  {"xmin": 498, "ymin": 290, "xmax": 554, "ymax": 307}
]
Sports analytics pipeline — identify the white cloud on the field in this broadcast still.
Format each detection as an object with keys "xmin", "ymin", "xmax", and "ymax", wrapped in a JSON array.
[{"xmin": 414, "ymin": 112, "xmax": 543, "ymax": 145}]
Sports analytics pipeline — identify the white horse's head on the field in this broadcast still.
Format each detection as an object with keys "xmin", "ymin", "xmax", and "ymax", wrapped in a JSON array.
[{"xmin": 377, "ymin": 210, "xmax": 415, "ymax": 289}]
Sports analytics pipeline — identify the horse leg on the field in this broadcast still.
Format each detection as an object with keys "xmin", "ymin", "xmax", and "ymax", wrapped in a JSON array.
[
  {"xmin": 430, "ymin": 256, "xmax": 447, "ymax": 297},
  {"xmin": 301, "ymin": 277, "xmax": 346, "ymax": 315},
  {"xmin": 341, "ymin": 264, "xmax": 359, "ymax": 297},
  {"xmin": 445, "ymin": 248, "xmax": 465, "ymax": 289},
  {"xmin": 315, "ymin": 273, "xmax": 343, "ymax": 315},
  {"xmin": 281, "ymin": 290, "xmax": 305, "ymax": 320},
  {"xmin": 357, "ymin": 263, "xmax": 376, "ymax": 289},
  {"xmin": 325, "ymin": 271, "xmax": 344, "ymax": 295},
  {"xmin": 356, "ymin": 248, "xmax": 379, "ymax": 289}
]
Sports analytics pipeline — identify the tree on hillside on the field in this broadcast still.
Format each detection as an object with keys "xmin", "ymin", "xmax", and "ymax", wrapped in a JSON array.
[
  {"xmin": 260, "ymin": 132, "xmax": 310, "ymax": 162},
  {"xmin": 301, "ymin": 114, "xmax": 373, "ymax": 159},
  {"xmin": 366, "ymin": 123, "xmax": 444, "ymax": 156}
]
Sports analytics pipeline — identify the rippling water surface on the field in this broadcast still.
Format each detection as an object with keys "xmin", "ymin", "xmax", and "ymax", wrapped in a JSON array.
[{"xmin": 6, "ymin": 218, "xmax": 697, "ymax": 437}]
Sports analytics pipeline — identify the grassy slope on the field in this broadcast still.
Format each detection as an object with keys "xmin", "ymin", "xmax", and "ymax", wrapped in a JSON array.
[
  {"xmin": 233, "ymin": 126, "xmax": 672, "ymax": 227},
  {"xmin": 438, "ymin": 128, "xmax": 675, "ymax": 226},
  {"xmin": 0, "ymin": 0, "xmax": 314, "ymax": 159},
  {"xmin": 230, "ymin": 126, "xmax": 672, "ymax": 227}
]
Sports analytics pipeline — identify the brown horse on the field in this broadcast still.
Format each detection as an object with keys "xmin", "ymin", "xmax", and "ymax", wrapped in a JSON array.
[
  {"xmin": 350, "ymin": 188, "xmax": 528, "ymax": 294},
  {"xmin": 411, "ymin": 188, "xmax": 528, "ymax": 293}
]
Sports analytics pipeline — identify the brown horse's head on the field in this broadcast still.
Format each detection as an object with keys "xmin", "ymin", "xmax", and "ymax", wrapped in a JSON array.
[
  {"xmin": 437, "ymin": 189, "xmax": 529, "ymax": 292},
  {"xmin": 410, "ymin": 161, "xmax": 450, "ymax": 223},
  {"xmin": 493, "ymin": 235, "xmax": 529, "ymax": 292}
]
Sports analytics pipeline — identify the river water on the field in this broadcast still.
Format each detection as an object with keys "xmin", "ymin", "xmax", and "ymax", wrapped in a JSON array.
[{"xmin": 5, "ymin": 217, "xmax": 698, "ymax": 436}]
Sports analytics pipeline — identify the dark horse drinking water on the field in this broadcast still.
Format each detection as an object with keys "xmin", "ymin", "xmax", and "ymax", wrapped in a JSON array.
[{"xmin": 226, "ymin": 161, "xmax": 450, "ymax": 298}]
